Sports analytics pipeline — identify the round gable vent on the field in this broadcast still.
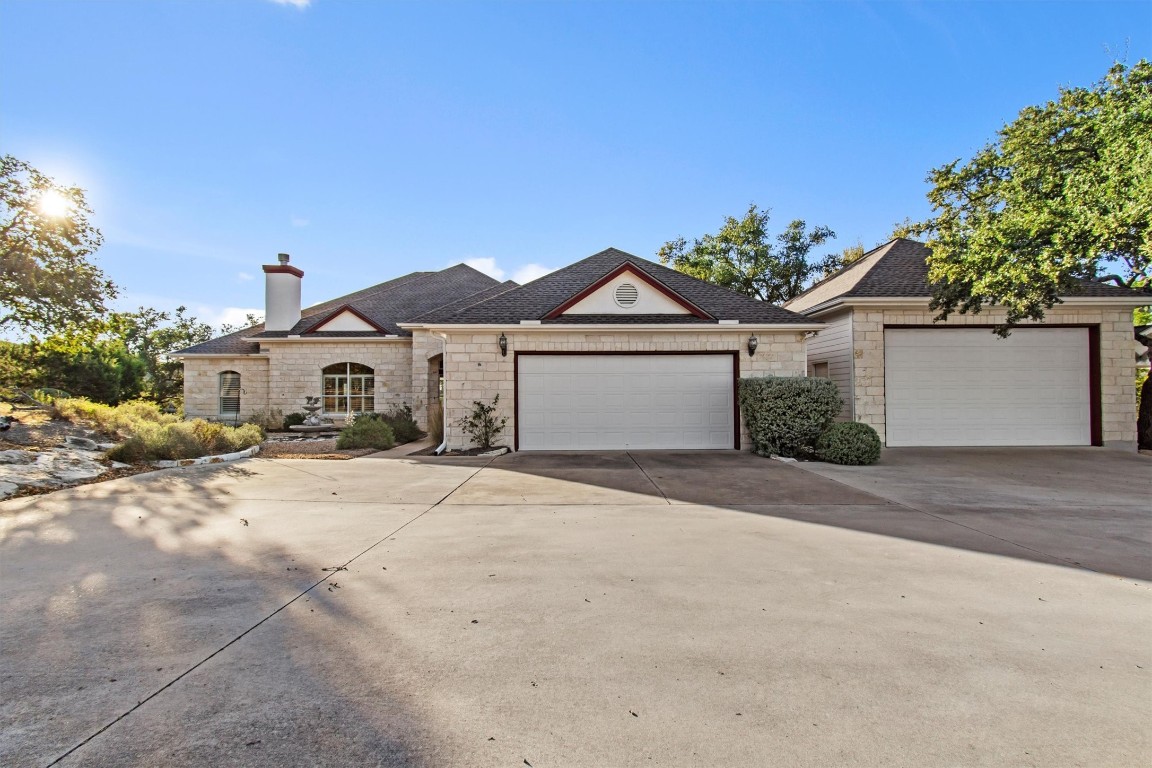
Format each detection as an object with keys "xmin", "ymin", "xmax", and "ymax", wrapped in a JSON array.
[{"xmin": 614, "ymin": 282, "xmax": 639, "ymax": 308}]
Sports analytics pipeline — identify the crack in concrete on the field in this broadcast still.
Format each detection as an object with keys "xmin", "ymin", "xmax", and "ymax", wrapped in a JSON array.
[{"xmin": 45, "ymin": 456, "xmax": 497, "ymax": 767}]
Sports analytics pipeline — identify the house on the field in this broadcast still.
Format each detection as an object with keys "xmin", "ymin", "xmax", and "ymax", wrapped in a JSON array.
[
  {"xmin": 176, "ymin": 248, "xmax": 822, "ymax": 451},
  {"xmin": 784, "ymin": 239, "xmax": 1149, "ymax": 450}
]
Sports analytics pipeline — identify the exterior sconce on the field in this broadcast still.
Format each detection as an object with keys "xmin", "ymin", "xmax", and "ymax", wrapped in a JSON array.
[
  {"xmin": 747, "ymin": 334, "xmax": 759, "ymax": 356},
  {"xmin": 498, "ymin": 332, "xmax": 508, "ymax": 357}
]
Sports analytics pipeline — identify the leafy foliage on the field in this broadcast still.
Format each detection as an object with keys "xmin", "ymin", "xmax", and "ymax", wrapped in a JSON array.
[
  {"xmin": 336, "ymin": 418, "xmax": 395, "ymax": 450},
  {"xmin": 658, "ymin": 204, "xmax": 836, "ymax": 304},
  {"xmin": 106, "ymin": 420, "xmax": 263, "ymax": 463},
  {"xmin": 817, "ymin": 240, "xmax": 867, "ymax": 280},
  {"xmin": 345, "ymin": 404, "xmax": 423, "ymax": 443},
  {"xmin": 0, "ymin": 155, "xmax": 116, "ymax": 335},
  {"xmin": 816, "ymin": 421, "xmax": 882, "ymax": 465},
  {"xmin": 901, "ymin": 60, "xmax": 1152, "ymax": 332},
  {"xmin": 111, "ymin": 306, "xmax": 213, "ymax": 403},
  {"xmin": 457, "ymin": 394, "xmax": 507, "ymax": 450},
  {"xmin": 739, "ymin": 376, "xmax": 843, "ymax": 457},
  {"xmin": 283, "ymin": 412, "xmax": 307, "ymax": 429}
]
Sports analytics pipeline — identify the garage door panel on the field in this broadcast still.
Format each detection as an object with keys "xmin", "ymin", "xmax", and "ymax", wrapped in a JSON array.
[
  {"xmin": 885, "ymin": 328, "xmax": 1090, "ymax": 447},
  {"xmin": 517, "ymin": 354, "xmax": 734, "ymax": 450}
]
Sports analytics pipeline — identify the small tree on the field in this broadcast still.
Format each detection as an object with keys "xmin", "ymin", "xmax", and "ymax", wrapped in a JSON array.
[{"xmin": 457, "ymin": 394, "xmax": 507, "ymax": 450}]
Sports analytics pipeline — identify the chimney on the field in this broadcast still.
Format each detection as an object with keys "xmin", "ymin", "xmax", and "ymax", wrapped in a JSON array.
[{"xmin": 263, "ymin": 253, "xmax": 303, "ymax": 332}]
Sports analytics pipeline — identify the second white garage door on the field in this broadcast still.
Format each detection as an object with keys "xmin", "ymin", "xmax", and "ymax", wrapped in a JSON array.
[
  {"xmin": 884, "ymin": 328, "xmax": 1091, "ymax": 447},
  {"xmin": 517, "ymin": 354, "xmax": 735, "ymax": 450}
]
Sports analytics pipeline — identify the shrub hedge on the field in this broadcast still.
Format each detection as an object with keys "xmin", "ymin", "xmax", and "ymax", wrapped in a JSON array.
[
  {"xmin": 336, "ymin": 418, "xmax": 395, "ymax": 450},
  {"xmin": 106, "ymin": 420, "xmax": 263, "ymax": 462},
  {"xmin": 816, "ymin": 421, "xmax": 882, "ymax": 465},
  {"xmin": 738, "ymin": 376, "xmax": 843, "ymax": 458}
]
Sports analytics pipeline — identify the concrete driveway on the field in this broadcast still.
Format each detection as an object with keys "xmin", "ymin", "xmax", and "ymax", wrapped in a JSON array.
[{"xmin": 1, "ymin": 449, "xmax": 1149, "ymax": 767}]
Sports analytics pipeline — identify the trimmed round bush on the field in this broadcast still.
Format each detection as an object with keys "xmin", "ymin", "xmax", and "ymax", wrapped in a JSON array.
[
  {"xmin": 739, "ymin": 376, "xmax": 843, "ymax": 458},
  {"xmin": 336, "ymin": 419, "xmax": 395, "ymax": 450},
  {"xmin": 816, "ymin": 421, "xmax": 882, "ymax": 465}
]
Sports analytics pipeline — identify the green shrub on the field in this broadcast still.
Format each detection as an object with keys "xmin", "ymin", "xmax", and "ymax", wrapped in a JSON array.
[
  {"xmin": 380, "ymin": 404, "xmax": 422, "ymax": 443},
  {"xmin": 739, "ymin": 376, "xmax": 843, "ymax": 458},
  {"xmin": 56, "ymin": 397, "xmax": 179, "ymax": 438},
  {"xmin": 104, "ymin": 419, "xmax": 263, "ymax": 462},
  {"xmin": 336, "ymin": 418, "xmax": 395, "ymax": 450},
  {"xmin": 283, "ymin": 412, "xmax": 307, "ymax": 429},
  {"xmin": 457, "ymin": 394, "xmax": 507, "ymax": 450},
  {"xmin": 816, "ymin": 421, "xmax": 882, "ymax": 465}
]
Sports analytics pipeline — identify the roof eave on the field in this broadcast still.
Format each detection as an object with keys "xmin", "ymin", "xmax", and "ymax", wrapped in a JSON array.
[
  {"xmin": 398, "ymin": 321, "xmax": 826, "ymax": 332},
  {"xmin": 798, "ymin": 293, "xmax": 1151, "ymax": 318}
]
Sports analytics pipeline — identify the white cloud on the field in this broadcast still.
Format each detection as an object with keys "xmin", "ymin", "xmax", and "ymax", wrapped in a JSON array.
[
  {"xmin": 511, "ymin": 263, "xmax": 555, "ymax": 284},
  {"xmin": 269, "ymin": 0, "xmax": 312, "ymax": 8},
  {"xmin": 237, "ymin": 272, "xmax": 253, "ymax": 282},
  {"xmin": 195, "ymin": 305, "xmax": 265, "ymax": 331},
  {"xmin": 463, "ymin": 257, "xmax": 504, "ymax": 280},
  {"xmin": 459, "ymin": 257, "xmax": 556, "ymax": 285},
  {"xmin": 291, "ymin": 216, "xmax": 310, "ymax": 228}
]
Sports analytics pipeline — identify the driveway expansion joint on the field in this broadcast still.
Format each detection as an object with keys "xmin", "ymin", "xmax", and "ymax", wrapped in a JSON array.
[{"xmin": 45, "ymin": 456, "xmax": 496, "ymax": 767}]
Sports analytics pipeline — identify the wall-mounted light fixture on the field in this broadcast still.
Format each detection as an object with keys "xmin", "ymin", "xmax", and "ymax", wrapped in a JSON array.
[
  {"xmin": 498, "ymin": 332, "xmax": 508, "ymax": 357},
  {"xmin": 747, "ymin": 334, "xmax": 759, "ymax": 356}
]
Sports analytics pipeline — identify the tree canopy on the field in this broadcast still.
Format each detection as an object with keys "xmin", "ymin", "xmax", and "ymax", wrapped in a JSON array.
[
  {"xmin": 657, "ymin": 204, "xmax": 836, "ymax": 304},
  {"xmin": 901, "ymin": 60, "xmax": 1152, "ymax": 328},
  {"xmin": 0, "ymin": 155, "xmax": 116, "ymax": 335}
]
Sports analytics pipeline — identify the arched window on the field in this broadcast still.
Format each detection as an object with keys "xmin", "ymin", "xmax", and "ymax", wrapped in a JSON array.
[
  {"xmin": 322, "ymin": 362, "xmax": 374, "ymax": 415},
  {"xmin": 219, "ymin": 371, "xmax": 241, "ymax": 416}
]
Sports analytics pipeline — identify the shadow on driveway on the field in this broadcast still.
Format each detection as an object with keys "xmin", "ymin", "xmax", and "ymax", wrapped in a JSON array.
[{"xmin": 407, "ymin": 448, "xmax": 1152, "ymax": 581}]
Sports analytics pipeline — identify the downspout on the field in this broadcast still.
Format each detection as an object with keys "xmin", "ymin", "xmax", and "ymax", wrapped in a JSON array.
[{"xmin": 433, "ymin": 331, "xmax": 449, "ymax": 455}]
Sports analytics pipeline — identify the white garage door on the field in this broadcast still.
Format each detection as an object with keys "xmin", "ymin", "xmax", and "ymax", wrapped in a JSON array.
[
  {"xmin": 884, "ymin": 328, "xmax": 1091, "ymax": 447},
  {"xmin": 517, "ymin": 354, "xmax": 735, "ymax": 450}
]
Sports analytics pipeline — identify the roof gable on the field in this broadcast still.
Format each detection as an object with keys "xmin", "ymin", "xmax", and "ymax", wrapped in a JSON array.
[
  {"xmin": 303, "ymin": 305, "xmax": 386, "ymax": 333},
  {"xmin": 411, "ymin": 247, "xmax": 814, "ymax": 325},
  {"xmin": 546, "ymin": 264, "xmax": 710, "ymax": 319},
  {"xmin": 786, "ymin": 238, "xmax": 1151, "ymax": 313}
]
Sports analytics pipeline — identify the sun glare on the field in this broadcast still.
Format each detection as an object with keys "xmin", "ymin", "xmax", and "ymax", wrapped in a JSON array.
[{"xmin": 37, "ymin": 189, "xmax": 72, "ymax": 218}]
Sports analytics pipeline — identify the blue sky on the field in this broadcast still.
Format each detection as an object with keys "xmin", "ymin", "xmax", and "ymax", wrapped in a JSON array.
[{"xmin": 2, "ymin": 0, "xmax": 1148, "ymax": 329}]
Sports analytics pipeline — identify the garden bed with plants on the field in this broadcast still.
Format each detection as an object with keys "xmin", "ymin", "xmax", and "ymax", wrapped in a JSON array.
[
  {"xmin": 257, "ymin": 404, "xmax": 428, "ymax": 460},
  {"xmin": 740, "ymin": 377, "xmax": 882, "ymax": 466}
]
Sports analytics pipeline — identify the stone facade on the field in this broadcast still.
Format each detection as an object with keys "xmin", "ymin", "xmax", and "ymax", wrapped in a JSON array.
[
  {"xmin": 438, "ymin": 329, "xmax": 808, "ymax": 451},
  {"xmin": 183, "ymin": 356, "xmax": 271, "ymax": 422},
  {"xmin": 410, "ymin": 330, "xmax": 445, "ymax": 430},
  {"xmin": 183, "ymin": 340, "xmax": 416, "ymax": 423},
  {"xmin": 848, "ymin": 305, "xmax": 1137, "ymax": 449}
]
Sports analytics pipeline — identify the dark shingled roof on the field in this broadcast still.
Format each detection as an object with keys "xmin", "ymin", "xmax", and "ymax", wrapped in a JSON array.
[
  {"xmin": 175, "ymin": 264, "xmax": 504, "ymax": 355},
  {"xmin": 413, "ymin": 248, "xmax": 814, "ymax": 325},
  {"xmin": 792, "ymin": 238, "xmax": 1151, "ymax": 308}
]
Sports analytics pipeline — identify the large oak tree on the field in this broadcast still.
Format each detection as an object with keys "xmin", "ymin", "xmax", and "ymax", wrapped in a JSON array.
[
  {"xmin": 658, "ymin": 204, "xmax": 836, "ymax": 304},
  {"xmin": 902, "ymin": 60, "xmax": 1151, "ymax": 327},
  {"xmin": 0, "ymin": 155, "xmax": 115, "ymax": 335}
]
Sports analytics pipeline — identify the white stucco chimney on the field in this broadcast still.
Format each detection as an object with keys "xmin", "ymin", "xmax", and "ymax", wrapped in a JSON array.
[{"xmin": 263, "ymin": 253, "xmax": 303, "ymax": 332}]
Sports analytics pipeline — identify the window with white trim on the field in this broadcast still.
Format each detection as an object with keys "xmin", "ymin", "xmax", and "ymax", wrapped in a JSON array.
[
  {"xmin": 219, "ymin": 371, "xmax": 241, "ymax": 416},
  {"xmin": 322, "ymin": 362, "xmax": 375, "ymax": 415}
]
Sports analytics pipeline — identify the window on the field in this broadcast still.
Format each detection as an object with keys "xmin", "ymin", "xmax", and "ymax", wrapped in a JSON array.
[
  {"xmin": 322, "ymin": 362, "xmax": 375, "ymax": 415},
  {"xmin": 219, "ymin": 371, "xmax": 241, "ymax": 415}
]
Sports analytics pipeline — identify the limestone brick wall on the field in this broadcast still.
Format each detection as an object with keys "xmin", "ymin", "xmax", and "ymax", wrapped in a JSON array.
[
  {"xmin": 439, "ymin": 329, "xmax": 808, "ymax": 451},
  {"xmin": 182, "ymin": 357, "xmax": 270, "ymax": 421},
  {"xmin": 410, "ymin": 330, "xmax": 445, "ymax": 429},
  {"xmin": 849, "ymin": 306, "xmax": 1137, "ymax": 448},
  {"xmin": 260, "ymin": 341, "xmax": 414, "ymax": 420}
]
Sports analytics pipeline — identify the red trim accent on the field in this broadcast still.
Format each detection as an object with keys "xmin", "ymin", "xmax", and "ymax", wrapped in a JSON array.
[
  {"xmin": 304, "ymin": 305, "xmax": 389, "ymax": 334},
  {"xmin": 543, "ymin": 264, "xmax": 713, "ymax": 320},
  {"xmin": 1088, "ymin": 325, "xmax": 1102, "ymax": 446},
  {"xmin": 883, "ymin": 324, "xmax": 1102, "ymax": 447},
  {"xmin": 733, "ymin": 353, "xmax": 741, "ymax": 450},
  {"xmin": 262, "ymin": 264, "xmax": 304, "ymax": 278},
  {"xmin": 512, "ymin": 351, "xmax": 739, "ymax": 451}
]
